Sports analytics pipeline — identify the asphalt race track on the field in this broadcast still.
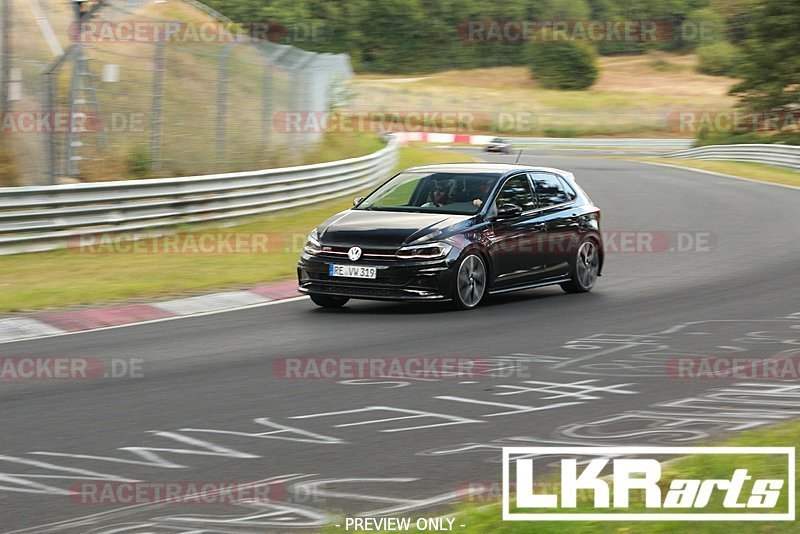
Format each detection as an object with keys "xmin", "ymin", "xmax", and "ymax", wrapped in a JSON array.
[{"xmin": 1, "ymin": 151, "xmax": 799, "ymax": 532}]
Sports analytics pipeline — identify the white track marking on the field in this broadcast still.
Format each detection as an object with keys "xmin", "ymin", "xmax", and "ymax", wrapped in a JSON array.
[
  {"xmin": 290, "ymin": 405, "xmax": 482, "ymax": 432},
  {"xmin": 436, "ymin": 396, "xmax": 583, "ymax": 417},
  {"xmin": 0, "ymin": 296, "xmax": 308, "ymax": 346}
]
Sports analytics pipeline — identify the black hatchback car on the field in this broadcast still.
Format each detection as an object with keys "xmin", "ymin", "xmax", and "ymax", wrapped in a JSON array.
[{"xmin": 298, "ymin": 163, "xmax": 603, "ymax": 309}]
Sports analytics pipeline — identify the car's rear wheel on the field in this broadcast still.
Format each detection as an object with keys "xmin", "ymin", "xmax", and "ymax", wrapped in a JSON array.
[
  {"xmin": 561, "ymin": 237, "xmax": 600, "ymax": 293},
  {"xmin": 451, "ymin": 253, "xmax": 487, "ymax": 309},
  {"xmin": 309, "ymin": 294, "xmax": 350, "ymax": 308}
]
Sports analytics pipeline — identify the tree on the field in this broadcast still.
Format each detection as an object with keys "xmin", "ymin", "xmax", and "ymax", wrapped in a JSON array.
[
  {"xmin": 696, "ymin": 41, "xmax": 740, "ymax": 77},
  {"xmin": 729, "ymin": 0, "xmax": 800, "ymax": 113},
  {"xmin": 527, "ymin": 40, "xmax": 598, "ymax": 90}
]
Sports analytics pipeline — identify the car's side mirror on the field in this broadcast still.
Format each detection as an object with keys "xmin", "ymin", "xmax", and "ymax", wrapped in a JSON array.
[
  {"xmin": 353, "ymin": 197, "xmax": 365, "ymax": 207},
  {"xmin": 495, "ymin": 203, "xmax": 523, "ymax": 219}
]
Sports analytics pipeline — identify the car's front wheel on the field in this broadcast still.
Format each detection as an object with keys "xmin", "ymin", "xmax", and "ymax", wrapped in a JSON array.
[
  {"xmin": 451, "ymin": 253, "xmax": 487, "ymax": 309},
  {"xmin": 561, "ymin": 237, "xmax": 600, "ymax": 293},
  {"xmin": 309, "ymin": 294, "xmax": 350, "ymax": 308}
]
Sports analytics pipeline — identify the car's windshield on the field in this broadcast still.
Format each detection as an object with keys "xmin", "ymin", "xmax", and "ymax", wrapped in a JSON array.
[{"xmin": 356, "ymin": 171, "xmax": 501, "ymax": 214}]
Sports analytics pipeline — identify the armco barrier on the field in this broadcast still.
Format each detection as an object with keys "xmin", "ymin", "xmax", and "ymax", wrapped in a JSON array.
[
  {"xmin": 666, "ymin": 144, "xmax": 800, "ymax": 170},
  {"xmin": 0, "ymin": 139, "xmax": 398, "ymax": 255}
]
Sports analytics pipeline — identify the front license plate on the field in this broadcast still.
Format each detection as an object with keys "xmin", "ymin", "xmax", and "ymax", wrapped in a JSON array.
[{"xmin": 329, "ymin": 264, "xmax": 377, "ymax": 279}]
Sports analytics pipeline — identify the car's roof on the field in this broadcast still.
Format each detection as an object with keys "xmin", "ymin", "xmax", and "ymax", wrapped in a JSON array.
[{"xmin": 404, "ymin": 162, "xmax": 572, "ymax": 177}]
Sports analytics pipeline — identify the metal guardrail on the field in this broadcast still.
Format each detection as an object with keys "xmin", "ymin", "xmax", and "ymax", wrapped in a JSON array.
[
  {"xmin": 508, "ymin": 137, "xmax": 694, "ymax": 150},
  {"xmin": 666, "ymin": 144, "xmax": 800, "ymax": 170},
  {"xmin": 0, "ymin": 138, "xmax": 399, "ymax": 255}
]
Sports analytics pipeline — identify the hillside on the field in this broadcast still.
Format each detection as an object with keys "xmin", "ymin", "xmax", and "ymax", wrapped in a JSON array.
[{"xmin": 348, "ymin": 53, "xmax": 739, "ymax": 137}]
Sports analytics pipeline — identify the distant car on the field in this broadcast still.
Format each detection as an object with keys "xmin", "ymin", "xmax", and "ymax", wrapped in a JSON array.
[
  {"xmin": 485, "ymin": 137, "xmax": 512, "ymax": 154},
  {"xmin": 297, "ymin": 163, "xmax": 603, "ymax": 309}
]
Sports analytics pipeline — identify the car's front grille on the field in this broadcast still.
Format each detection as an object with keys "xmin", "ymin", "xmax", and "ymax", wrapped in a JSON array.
[
  {"xmin": 311, "ymin": 284, "xmax": 405, "ymax": 297},
  {"xmin": 307, "ymin": 271, "xmax": 412, "ymax": 286},
  {"xmin": 305, "ymin": 283, "xmax": 443, "ymax": 299},
  {"xmin": 318, "ymin": 246, "xmax": 398, "ymax": 260}
]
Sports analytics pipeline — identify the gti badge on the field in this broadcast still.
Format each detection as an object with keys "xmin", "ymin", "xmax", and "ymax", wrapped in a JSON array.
[{"xmin": 348, "ymin": 246, "xmax": 362, "ymax": 261}]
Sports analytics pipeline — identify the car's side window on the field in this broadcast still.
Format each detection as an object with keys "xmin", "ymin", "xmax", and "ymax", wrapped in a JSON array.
[
  {"xmin": 530, "ymin": 172, "xmax": 572, "ymax": 208},
  {"xmin": 557, "ymin": 176, "xmax": 578, "ymax": 201},
  {"xmin": 496, "ymin": 174, "xmax": 536, "ymax": 211}
]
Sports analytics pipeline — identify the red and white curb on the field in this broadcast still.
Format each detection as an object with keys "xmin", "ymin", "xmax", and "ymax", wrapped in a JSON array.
[
  {"xmin": 0, "ymin": 280, "xmax": 302, "ymax": 344},
  {"xmin": 393, "ymin": 132, "xmax": 495, "ymax": 145}
]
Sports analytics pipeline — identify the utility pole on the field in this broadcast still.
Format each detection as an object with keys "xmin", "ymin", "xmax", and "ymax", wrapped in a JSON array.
[{"xmin": 1, "ymin": 0, "xmax": 11, "ymax": 122}]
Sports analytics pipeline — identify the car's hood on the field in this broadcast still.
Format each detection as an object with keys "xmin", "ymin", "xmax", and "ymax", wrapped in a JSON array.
[{"xmin": 318, "ymin": 210, "xmax": 473, "ymax": 248}]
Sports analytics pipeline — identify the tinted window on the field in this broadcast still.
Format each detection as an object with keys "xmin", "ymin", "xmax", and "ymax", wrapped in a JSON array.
[
  {"xmin": 530, "ymin": 172, "xmax": 572, "ymax": 207},
  {"xmin": 496, "ymin": 174, "xmax": 535, "ymax": 211},
  {"xmin": 357, "ymin": 171, "xmax": 500, "ymax": 215},
  {"xmin": 557, "ymin": 176, "xmax": 577, "ymax": 201}
]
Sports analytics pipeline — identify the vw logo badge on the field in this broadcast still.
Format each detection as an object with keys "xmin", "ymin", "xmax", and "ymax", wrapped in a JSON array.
[{"xmin": 348, "ymin": 246, "xmax": 362, "ymax": 261}]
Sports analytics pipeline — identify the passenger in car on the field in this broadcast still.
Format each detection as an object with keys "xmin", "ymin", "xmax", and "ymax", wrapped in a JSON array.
[{"xmin": 471, "ymin": 180, "xmax": 493, "ymax": 207}]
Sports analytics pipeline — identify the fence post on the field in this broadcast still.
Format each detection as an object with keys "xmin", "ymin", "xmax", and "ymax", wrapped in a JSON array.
[
  {"xmin": 150, "ymin": 39, "xmax": 165, "ymax": 172},
  {"xmin": 292, "ymin": 68, "xmax": 304, "ymax": 162},
  {"xmin": 261, "ymin": 56, "xmax": 272, "ymax": 156},
  {"xmin": 65, "ymin": 2, "xmax": 86, "ymax": 178},
  {"xmin": 43, "ymin": 48, "xmax": 71, "ymax": 185},
  {"xmin": 45, "ymin": 69, "xmax": 56, "ymax": 184},
  {"xmin": 215, "ymin": 45, "xmax": 234, "ymax": 168},
  {"xmin": 0, "ymin": 0, "xmax": 10, "ymax": 122}
]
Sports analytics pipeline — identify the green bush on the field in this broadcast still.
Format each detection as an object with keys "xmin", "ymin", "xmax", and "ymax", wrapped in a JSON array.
[
  {"xmin": 527, "ymin": 40, "xmax": 598, "ymax": 90},
  {"xmin": 696, "ymin": 41, "xmax": 741, "ymax": 77},
  {"xmin": 126, "ymin": 146, "xmax": 151, "ymax": 178},
  {"xmin": 683, "ymin": 8, "xmax": 726, "ymax": 48},
  {"xmin": 695, "ymin": 129, "xmax": 800, "ymax": 147}
]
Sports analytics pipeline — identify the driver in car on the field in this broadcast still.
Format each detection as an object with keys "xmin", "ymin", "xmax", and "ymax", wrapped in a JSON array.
[{"xmin": 422, "ymin": 186, "xmax": 450, "ymax": 208}]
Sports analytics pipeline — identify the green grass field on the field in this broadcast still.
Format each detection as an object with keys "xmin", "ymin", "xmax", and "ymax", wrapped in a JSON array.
[
  {"xmin": 636, "ymin": 158, "xmax": 800, "ymax": 188},
  {"xmin": 0, "ymin": 146, "xmax": 473, "ymax": 313}
]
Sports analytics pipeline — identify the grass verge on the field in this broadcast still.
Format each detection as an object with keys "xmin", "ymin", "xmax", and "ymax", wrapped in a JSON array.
[
  {"xmin": 0, "ymin": 146, "xmax": 472, "ymax": 313},
  {"xmin": 636, "ymin": 158, "xmax": 800, "ymax": 188},
  {"xmin": 340, "ymin": 419, "xmax": 799, "ymax": 533}
]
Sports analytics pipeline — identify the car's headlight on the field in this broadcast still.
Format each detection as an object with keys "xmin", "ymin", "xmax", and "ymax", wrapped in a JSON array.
[
  {"xmin": 304, "ymin": 228, "xmax": 321, "ymax": 255},
  {"xmin": 396, "ymin": 242, "xmax": 452, "ymax": 259}
]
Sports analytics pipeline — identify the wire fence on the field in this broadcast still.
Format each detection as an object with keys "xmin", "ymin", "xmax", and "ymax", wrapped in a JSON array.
[
  {"xmin": 0, "ymin": 137, "xmax": 399, "ymax": 255},
  {"xmin": 3, "ymin": 0, "xmax": 353, "ymax": 185}
]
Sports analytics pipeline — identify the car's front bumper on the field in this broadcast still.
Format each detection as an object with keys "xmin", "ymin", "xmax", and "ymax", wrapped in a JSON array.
[{"xmin": 297, "ymin": 252, "xmax": 455, "ymax": 302}]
